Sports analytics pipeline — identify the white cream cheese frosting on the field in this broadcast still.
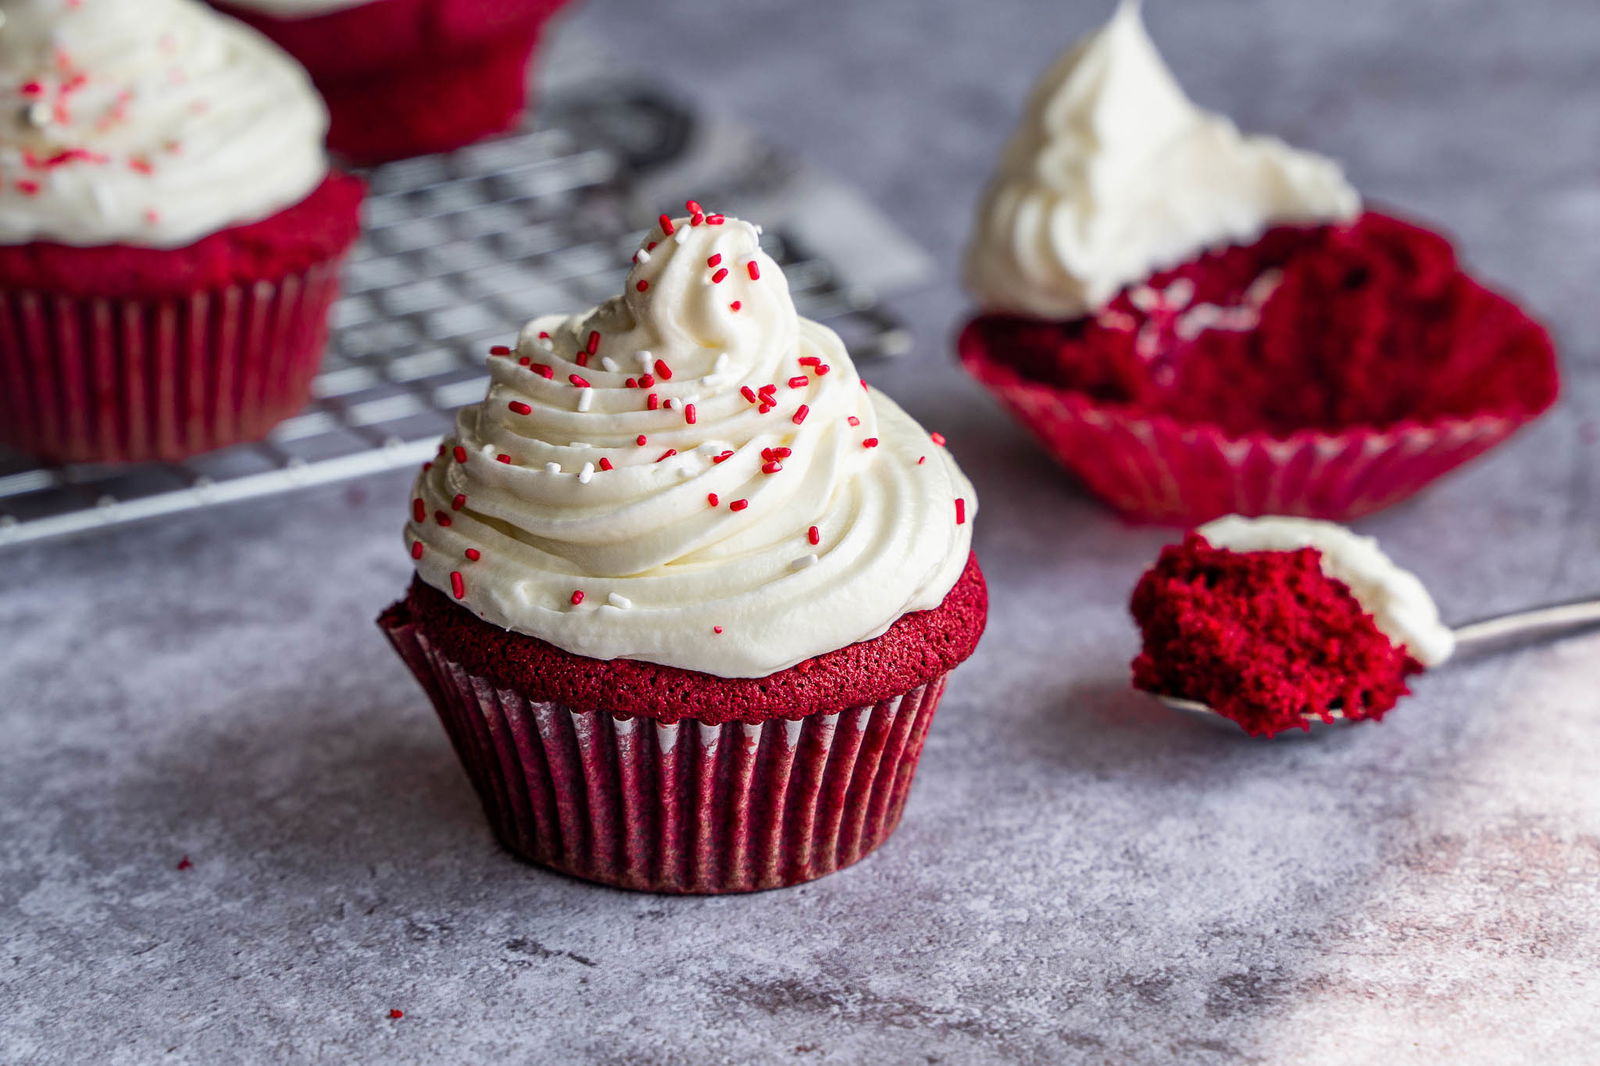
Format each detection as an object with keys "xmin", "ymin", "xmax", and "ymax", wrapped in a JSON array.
[
  {"xmin": 1199, "ymin": 515, "xmax": 1455, "ymax": 667},
  {"xmin": 407, "ymin": 208, "xmax": 976, "ymax": 678},
  {"xmin": 964, "ymin": 0, "xmax": 1360, "ymax": 319},
  {"xmin": 213, "ymin": 0, "xmax": 375, "ymax": 18},
  {"xmin": 0, "ymin": 0, "xmax": 329, "ymax": 248}
]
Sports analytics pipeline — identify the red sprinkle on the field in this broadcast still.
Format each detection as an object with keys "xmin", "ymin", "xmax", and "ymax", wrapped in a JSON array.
[
  {"xmin": 707, "ymin": 214, "xmax": 725, "ymax": 225},
  {"xmin": 788, "ymin": 376, "xmax": 809, "ymax": 389},
  {"xmin": 598, "ymin": 458, "xmax": 614, "ymax": 471},
  {"xmin": 410, "ymin": 541, "xmax": 424, "ymax": 560},
  {"xmin": 569, "ymin": 373, "xmax": 591, "ymax": 388},
  {"xmin": 847, "ymin": 416, "xmax": 860, "ymax": 426},
  {"xmin": 762, "ymin": 461, "xmax": 783, "ymax": 474},
  {"xmin": 575, "ymin": 353, "xmax": 590, "ymax": 368},
  {"xmin": 412, "ymin": 498, "xmax": 426, "ymax": 522},
  {"xmin": 730, "ymin": 499, "xmax": 749, "ymax": 512},
  {"xmin": 747, "ymin": 261, "xmax": 761, "ymax": 281},
  {"xmin": 707, "ymin": 493, "xmax": 719, "ymax": 507},
  {"xmin": 636, "ymin": 280, "xmax": 649, "ymax": 292},
  {"xmin": 496, "ymin": 454, "xmax": 511, "ymax": 463},
  {"xmin": 931, "ymin": 432, "xmax": 947, "ymax": 446},
  {"xmin": 707, "ymin": 254, "xmax": 722, "ymax": 267},
  {"xmin": 658, "ymin": 214, "xmax": 675, "ymax": 235},
  {"xmin": 464, "ymin": 548, "xmax": 481, "ymax": 561},
  {"xmin": 713, "ymin": 626, "xmax": 724, "ymax": 634},
  {"xmin": 654, "ymin": 359, "xmax": 673, "ymax": 381},
  {"xmin": 626, "ymin": 377, "xmax": 639, "ymax": 389},
  {"xmin": 450, "ymin": 571, "xmax": 465, "ymax": 598},
  {"xmin": 16, "ymin": 180, "xmax": 39, "ymax": 196},
  {"xmin": 508, "ymin": 401, "xmax": 532, "ymax": 415},
  {"xmin": 712, "ymin": 450, "xmax": 735, "ymax": 464},
  {"xmin": 862, "ymin": 438, "xmax": 879, "ymax": 448},
  {"xmin": 533, "ymin": 364, "xmax": 554, "ymax": 379},
  {"xmin": 686, "ymin": 199, "xmax": 703, "ymax": 214},
  {"xmin": 816, "ymin": 364, "xmax": 831, "ymax": 376},
  {"xmin": 518, "ymin": 357, "xmax": 531, "ymax": 366},
  {"xmin": 741, "ymin": 386, "xmax": 759, "ymax": 404},
  {"xmin": 918, "ymin": 456, "xmax": 926, "ymax": 465},
  {"xmin": 656, "ymin": 448, "xmax": 678, "ymax": 462},
  {"xmin": 955, "ymin": 498, "xmax": 967, "ymax": 525},
  {"xmin": 539, "ymin": 331, "xmax": 550, "ymax": 339},
  {"xmin": 571, "ymin": 590, "xmax": 585, "ymax": 605},
  {"xmin": 176, "ymin": 856, "xmax": 192, "ymax": 870},
  {"xmin": 451, "ymin": 493, "xmax": 466, "ymax": 510},
  {"xmin": 452, "ymin": 445, "xmax": 468, "ymax": 463},
  {"xmin": 489, "ymin": 345, "xmax": 512, "ymax": 356},
  {"xmin": 730, "ymin": 301, "xmax": 742, "ymax": 312},
  {"xmin": 793, "ymin": 405, "xmax": 810, "ymax": 425},
  {"xmin": 636, "ymin": 435, "xmax": 648, "ymax": 446},
  {"xmin": 798, "ymin": 356, "xmax": 821, "ymax": 367},
  {"xmin": 711, "ymin": 268, "xmax": 729, "ymax": 284},
  {"xmin": 639, "ymin": 374, "xmax": 656, "ymax": 389},
  {"xmin": 435, "ymin": 511, "xmax": 452, "ymax": 527},
  {"xmin": 685, "ymin": 403, "xmax": 697, "ymax": 425},
  {"xmin": 647, "ymin": 393, "xmax": 660, "ymax": 411},
  {"xmin": 808, "ymin": 526, "xmax": 820, "ymax": 545},
  {"xmin": 389, "ymin": 1010, "xmax": 404, "ymax": 1020},
  {"xmin": 586, "ymin": 330, "xmax": 600, "ymax": 354}
]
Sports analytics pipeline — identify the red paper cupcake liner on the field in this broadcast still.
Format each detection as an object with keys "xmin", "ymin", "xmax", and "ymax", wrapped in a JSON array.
[
  {"xmin": 962, "ymin": 325, "xmax": 1549, "ymax": 526},
  {"xmin": 383, "ymin": 615, "xmax": 949, "ymax": 894},
  {"xmin": 0, "ymin": 262, "xmax": 343, "ymax": 464}
]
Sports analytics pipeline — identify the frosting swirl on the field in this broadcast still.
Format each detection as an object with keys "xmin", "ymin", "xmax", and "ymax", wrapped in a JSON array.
[
  {"xmin": 0, "ymin": 0, "xmax": 328, "ymax": 248},
  {"xmin": 407, "ymin": 208, "xmax": 976, "ymax": 678},
  {"xmin": 964, "ymin": 0, "xmax": 1359, "ymax": 319},
  {"xmin": 1199, "ymin": 515, "xmax": 1455, "ymax": 667}
]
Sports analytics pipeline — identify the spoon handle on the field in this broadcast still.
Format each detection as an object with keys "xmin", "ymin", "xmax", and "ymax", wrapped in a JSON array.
[{"xmin": 1451, "ymin": 596, "xmax": 1600, "ymax": 659}]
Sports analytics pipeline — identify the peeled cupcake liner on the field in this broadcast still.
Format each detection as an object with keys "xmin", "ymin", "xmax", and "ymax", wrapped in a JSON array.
[
  {"xmin": 0, "ymin": 261, "xmax": 345, "ymax": 464},
  {"xmin": 959, "ymin": 322, "xmax": 1548, "ymax": 526},
  {"xmin": 383, "ymin": 616, "xmax": 949, "ymax": 894}
]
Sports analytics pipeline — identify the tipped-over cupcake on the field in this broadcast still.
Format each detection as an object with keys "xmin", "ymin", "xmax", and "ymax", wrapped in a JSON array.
[
  {"xmin": 959, "ymin": 0, "xmax": 1557, "ymax": 524},
  {"xmin": 0, "ymin": 0, "xmax": 364, "ymax": 463},
  {"xmin": 1130, "ymin": 515, "xmax": 1453, "ymax": 737},
  {"xmin": 380, "ymin": 202, "xmax": 985, "ymax": 893}
]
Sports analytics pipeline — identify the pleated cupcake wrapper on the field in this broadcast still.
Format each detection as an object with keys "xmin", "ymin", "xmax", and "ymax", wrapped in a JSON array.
[
  {"xmin": 384, "ymin": 618, "xmax": 948, "ymax": 894},
  {"xmin": 0, "ymin": 261, "xmax": 343, "ymax": 464},
  {"xmin": 960, "ymin": 334, "xmax": 1528, "ymax": 525}
]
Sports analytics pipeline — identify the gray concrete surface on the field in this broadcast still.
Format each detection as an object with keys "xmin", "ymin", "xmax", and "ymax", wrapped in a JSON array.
[{"xmin": 5, "ymin": 1, "xmax": 1600, "ymax": 1062}]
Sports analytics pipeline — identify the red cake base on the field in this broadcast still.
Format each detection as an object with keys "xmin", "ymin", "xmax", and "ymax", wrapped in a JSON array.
[
  {"xmin": 379, "ymin": 554, "xmax": 986, "ymax": 892},
  {"xmin": 215, "ymin": 0, "xmax": 571, "ymax": 165},
  {"xmin": 960, "ymin": 212, "xmax": 1559, "ymax": 524},
  {"xmin": 0, "ymin": 173, "xmax": 364, "ymax": 464},
  {"xmin": 1130, "ymin": 533, "xmax": 1422, "ymax": 737}
]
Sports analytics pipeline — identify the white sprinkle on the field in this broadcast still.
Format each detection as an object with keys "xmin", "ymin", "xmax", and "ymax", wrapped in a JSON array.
[
  {"xmin": 638, "ymin": 350, "xmax": 654, "ymax": 371},
  {"xmin": 577, "ymin": 388, "xmax": 593, "ymax": 413},
  {"xmin": 607, "ymin": 592, "xmax": 633, "ymax": 609},
  {"xmin": 545, "ymin": 462, "xmax": 561, "ymax": 475},
  {"xmin": 792, "ymin": 554, "xmax": 819, "ymax": 571},
  {"xmin": 569, "ymin": 441, "xmax": 591, "ymax": 450},
  {"xmin": 601, "ymin": 356, "xmax": 619, "ymax": 373},
  {"xmin": 634, "ymin": 247, "xmax": 652, "ymax": 264},
  {"xmin": 26, "ymin": 101, "xmax": 50, "ymax": 128},
  {"xmin": 672, "ymin": 227, "xmax": 689, "ymax": 244},
  {"xmin": 696, "ymin": 442, "xmax": 724, "ymax": 456},
  {"xmin": 578, "ymin": 462, "xmax": 595, "ymax": 484},
  {"xmin": 663, "ymin": 397, "xmax": 676, "ymax": 411}
]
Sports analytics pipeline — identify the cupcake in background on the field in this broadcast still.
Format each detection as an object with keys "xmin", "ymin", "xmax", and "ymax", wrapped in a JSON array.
[
  {"xmin": 0, "ymin": 0, "xmax": 364, "ymax": 464},
  {"xmin": 959, "ymin": 0, "xmax": 1557, "ymax": 525},
  {"xmin": 210, "ymin": 0, "xmax": 574, "ymax": 165},
  {"xmin": 381, "ymin": 203, "xmax": 985, "ymax": 893}
]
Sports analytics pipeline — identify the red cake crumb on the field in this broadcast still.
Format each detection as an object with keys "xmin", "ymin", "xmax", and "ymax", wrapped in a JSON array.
[
  {"xmin": 1130, "ymin": 534, "xmax": 1421, "ymax": 736},
  {"xmin": 380, "ymin": 554, "xmax": 987, "ymax": 725},
  {"xmin": 970, "ymin": 211, "xmax": 1558, "ymax": 436},
  {"xmin": 0, "ymin": 171, "xmax": 365, "ymax": 297}
]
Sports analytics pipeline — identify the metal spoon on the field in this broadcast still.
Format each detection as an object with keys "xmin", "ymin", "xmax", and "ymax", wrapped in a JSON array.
[{"xmin": 1150, "ymin": 594, "xmax": 1600, "ymax": 734}]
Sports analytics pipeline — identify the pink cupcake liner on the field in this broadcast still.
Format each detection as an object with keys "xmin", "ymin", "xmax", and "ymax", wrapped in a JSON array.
[
  {"xmin": 961, "ymin": 326, "xmax": 1536, "ymax": 526},
  {"xmin": 0, "ymin": 262, "xmax": 344, "ymax": 464},
  {"xmin": 384, "ymin": 618, "xmax": 949, "ymax": 894}
]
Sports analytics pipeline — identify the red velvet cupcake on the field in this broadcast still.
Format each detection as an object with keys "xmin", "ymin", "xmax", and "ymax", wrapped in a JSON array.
[
  {"xmin": 960, "ymin": 1, "xmax": 1557, "ymax": 525},
  {"xmin": 211, "ymin": 0, "xmax": 574, "ymax": 165},
  {"xmin": 0, "ymin": 0, "xmax": 364, "ymax": 464},
  {"xmin": 1130, "ymin": 515, "xmax": 1454, "ymax": 737},
  {"xmin": 380, "ymin": 204, "xmax": 984, "ymax": 893}
]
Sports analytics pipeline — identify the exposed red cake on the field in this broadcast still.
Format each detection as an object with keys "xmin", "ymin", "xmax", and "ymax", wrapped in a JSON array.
[
  {"xmin": 381, "ymin": 551, "xmax": 987, "ymax": 725},
  {"xmin": 0, "ymin": 173, "xmax": 365, "ymax": 463},
  {"xmin": 0, "ymin": 171, "xmax": 365, "ymax": 298},
  {"xmin": 1130, "ymin": 533, "xmax": 1422, "ymax": 737},
  {"xmin": 960, "ymin": 211, "xmax": 1559, "ymax": 523},
  {"xmin": 214, "ymin": 0, "xmax": 572, "ymax": 164}
]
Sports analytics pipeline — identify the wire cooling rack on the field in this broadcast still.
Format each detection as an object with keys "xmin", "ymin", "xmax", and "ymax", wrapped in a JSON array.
[{"xmin": 0, "ymin": 87, "xmax": 912, "ymax": 549}]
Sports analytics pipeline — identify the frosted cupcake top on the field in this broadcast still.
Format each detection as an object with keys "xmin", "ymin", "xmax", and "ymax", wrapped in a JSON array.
[
  {"xmin": 964, "ymin": 0, "xmax": 1359, "ymax": 320},
  {"xmin": 1199, "ymin": 515, "xmax": 1455, "ymax": 667},
  {"xmin": 0, "ymin": 0, "xmax": 328, "ymax": 248},
  {"xmin": 407, "ymin": 205, "xmax": 976, "ymax": 678}
]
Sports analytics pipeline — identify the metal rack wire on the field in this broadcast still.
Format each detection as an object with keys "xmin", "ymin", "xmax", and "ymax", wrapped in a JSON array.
[{"xmin": 0, "ymin": 91, "xmax": 911, "ymax": 549}]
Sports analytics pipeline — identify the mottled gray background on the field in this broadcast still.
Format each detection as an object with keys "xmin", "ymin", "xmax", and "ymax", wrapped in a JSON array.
[{"xmin": 5, "ymin": 1, "xmax": 1600, "ymax": 1063}]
